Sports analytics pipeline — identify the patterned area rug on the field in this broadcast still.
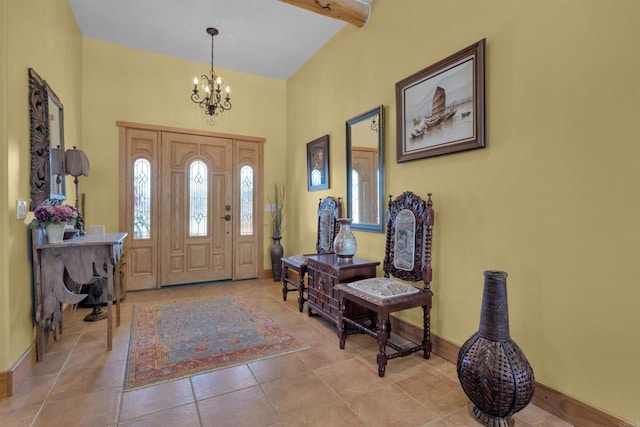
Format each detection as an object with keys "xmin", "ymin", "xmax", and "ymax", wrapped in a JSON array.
[{"xmin": 124, "ymin": 295, "xmax": 308, "ymax": 390}]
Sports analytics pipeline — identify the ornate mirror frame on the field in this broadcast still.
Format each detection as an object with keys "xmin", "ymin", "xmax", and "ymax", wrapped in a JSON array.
[
  {"xmin": 346, "ymin": 105, "xmax": 384, "ymax": 232},
  {"xmin": 29, "ymin": 68, "xmax": 66, "ymax": 210}
]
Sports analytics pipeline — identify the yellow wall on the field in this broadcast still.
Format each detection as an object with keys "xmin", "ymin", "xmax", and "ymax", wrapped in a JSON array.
[
  {"xmin": 80, "ymin": 38, "xmax": 287, "ymax": 271},
  {"xmin": 1, "ymin": 0, "xmax": 82, "ymax": 371},
  {"xmin": 286, "ymin": 0, "xmax": 639, "ymax": 422}
]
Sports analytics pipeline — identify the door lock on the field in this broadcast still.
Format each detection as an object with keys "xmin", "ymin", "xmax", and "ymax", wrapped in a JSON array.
[{"xmin": 222, "ymin": 214, "xmax": 231, "ymax": 221}]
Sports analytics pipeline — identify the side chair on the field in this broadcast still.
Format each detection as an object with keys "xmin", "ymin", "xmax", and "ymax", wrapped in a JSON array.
[
  {"xmin": 281, "ymin": 196, "xmax": 342, "ymax": 312},
  {"xmin": 335, "ymin": 191, "xmax": 434, "ymax": 377}
]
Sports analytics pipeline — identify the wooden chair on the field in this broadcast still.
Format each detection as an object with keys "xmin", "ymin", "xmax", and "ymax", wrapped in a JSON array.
[
  {"xmin": 335, "ymin": 192, "xmax": 434, "ymax": 377},
  {"xmin": 281, "ymin": 196, "xmax": 342, "ymax": 312}
]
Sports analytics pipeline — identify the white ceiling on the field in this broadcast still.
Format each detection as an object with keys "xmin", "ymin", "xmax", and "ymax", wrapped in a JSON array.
[{"xmin": 68, "ymin": 0, "xmax": 354, "ymax": 80}]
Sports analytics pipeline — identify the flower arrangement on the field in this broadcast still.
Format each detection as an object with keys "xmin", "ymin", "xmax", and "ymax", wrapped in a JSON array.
[{"xmin": 29, "ymin": 204, "xmax": 79, "ymax": 229}]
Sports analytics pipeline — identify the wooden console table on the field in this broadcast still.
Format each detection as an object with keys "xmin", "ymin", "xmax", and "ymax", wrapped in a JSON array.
[
  {"xmin": 305, "ymin": 253, "xmax": 379, "ymax": 326},
  {"xmin": 31, "ymin": 229, "xmax": 127, "ymax": 360}
]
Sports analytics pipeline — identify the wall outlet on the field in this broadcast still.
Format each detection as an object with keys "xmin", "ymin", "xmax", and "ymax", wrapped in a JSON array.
[
  {"xmin": 17, "ymin": 200, "xmax": 27, "ymax": 220},
  {"xmin": 265, "ymin": 204, "xmax": 275, "ymax": 212}
]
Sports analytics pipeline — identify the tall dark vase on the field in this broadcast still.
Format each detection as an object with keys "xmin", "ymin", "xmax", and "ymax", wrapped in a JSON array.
[
  {"xmin": 270, "ymin": 236, "xmax": 284, "ymax": 281},
  {"xmin": 457, "ymin": 270, "xmax": 535, "ymax": 427}
]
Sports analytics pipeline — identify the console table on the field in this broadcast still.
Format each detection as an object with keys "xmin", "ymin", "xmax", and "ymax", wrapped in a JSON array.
[
  {"xmin": 31, "ymin": 229, "xmax": 127, "ymax": 360},
  {"xmin": 305, "ymin": 253, "xmax": 379, "ymax": 326}
]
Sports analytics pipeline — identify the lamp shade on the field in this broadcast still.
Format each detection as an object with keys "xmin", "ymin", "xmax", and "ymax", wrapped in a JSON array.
[{"xmin": 64, "ymin": 146, "xmax": 90, "ymax": 178}]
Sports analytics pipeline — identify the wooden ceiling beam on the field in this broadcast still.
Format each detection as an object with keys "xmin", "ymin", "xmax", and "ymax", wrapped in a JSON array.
[{"xmin": 279, "ymin": 0, "xmax": 370, "ymax": 28}]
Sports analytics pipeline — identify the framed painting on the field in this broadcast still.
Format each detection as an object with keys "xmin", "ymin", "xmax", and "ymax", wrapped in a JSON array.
[
  {"xmin": 307, "ymin": 134, "xmax": 329, "ymax": 191},
  {"xmin": 395, "ymin": 39, "xmax": 486, "ymax": 163}
]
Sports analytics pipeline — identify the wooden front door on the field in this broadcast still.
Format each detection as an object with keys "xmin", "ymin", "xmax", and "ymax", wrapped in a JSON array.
[
  {"xmin": 119, "ymin": 122, "xmax": 263, "ymax": 290},
  {"xmin": 160, "ymin": 132, "xmax": 233, "ymax": 286}
]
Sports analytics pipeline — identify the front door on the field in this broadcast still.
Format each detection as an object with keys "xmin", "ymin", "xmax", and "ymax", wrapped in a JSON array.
[
  {"xmin": 160, "ymin": 132, "xmax": 233, "ymax": 286},
  {"xmin": 119, "ymin": 123, "xmax": 263, "ymax": 290}
]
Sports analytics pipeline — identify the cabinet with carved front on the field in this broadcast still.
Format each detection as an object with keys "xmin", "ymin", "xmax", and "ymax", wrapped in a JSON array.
[{"xmin": 306, "ymin": 253, "xmax": 379, "ymax": 325}]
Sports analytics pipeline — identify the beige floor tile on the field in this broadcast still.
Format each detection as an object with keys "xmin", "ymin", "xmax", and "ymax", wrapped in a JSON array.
[
  {"xmin": 247, "ymin": 352, "xmax": 311, "ymax": 384},
  {"xmin": 261, "ymin": 371, "xmax": 341, "ymax": 418},
  {"xmin": 515, "ymin": 403, "xmax": 574, "ymax": 426},
  {"xmin": 439, "ymin": 404, "xmax": 487, "ymax": 426},
  {"xmin": 120, "ymin": 378, "xmax": 194, "ymax": 421},
  {"xmin": 198, "ymin": 385, "xmax": 278, "ymax": 427},
  {"xmin": 352, "ymin": 348, "xmax": 433, "ymax": 382},
  {"xmin": 47, "ymin": 359, "xmax": 125, "ymax": 402},
  {"xmin": 395, "ymin": 368, "xmax": 469, "ymax": 417},
  {"xmin": 0, "ymin": 404, "xmax": 41, "ymax": 427},
  {"xmin": 314, "ymin": 358, "xmax": 398, "ymax": 403},
  {"xmin": 294, "ymin": 341, "xmax": 354, "ymax": 370},
  {"xmin": 32, "ymin": 387, "xmax": 121, "ymax": 426},
  {"xmin": 0, "ymin": 374, "xmax": 56, "ymax": 413},
  {"xmin": 280, "ymin": 400, "xmax": 365, "ymax": 426},
  {"xmin": 192, "ymin": 364, "xmax": 258, "ymax": 400},
  {"xmin": 347, "ymin": 386, "xmax": 440, "ymax": 427},
  {"xmin": 29, "ymin": 350, "xmax": 69, "ymax": 377},
  {"xmin": 119, "ymin": 403, "xmax": 201, "ymax": 427},
  {"xmin": 62, "ymin": 339, "xmax": 129, "ymax": 372}
]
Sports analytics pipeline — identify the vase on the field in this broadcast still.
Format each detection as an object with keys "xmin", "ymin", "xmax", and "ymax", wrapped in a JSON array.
[
  {"xmin": 270, "ymin": 236, "xmax": 284, "ymax": 281},
  {"xmin": 457, "ymin": 270, "xmax": 535, "ymax": 427},
  {"xmin": 45, "ymin": 222, "xmax": 65, "ymax": 244},
  {"xmin": 333, "ymin": 218, "xmax": 357, "ymax": 258}
]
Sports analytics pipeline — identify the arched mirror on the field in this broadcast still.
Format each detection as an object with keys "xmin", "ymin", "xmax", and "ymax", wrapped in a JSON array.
[
  {"xmin": 346, "ymin": 105, "xmax": 384, "ymax": 232},
  {"xmin": 29, "ymin": 68, "xmax": 66, "ymax": 210}
]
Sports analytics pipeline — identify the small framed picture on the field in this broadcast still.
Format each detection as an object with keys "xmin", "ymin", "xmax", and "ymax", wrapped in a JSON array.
[
  {"xmin": 307, "ymin": 135, "xmax": 329, "ymax": 191},
  {"xmin": 396, "ymin": 39, "xmax": 486, "ymax": 162}
]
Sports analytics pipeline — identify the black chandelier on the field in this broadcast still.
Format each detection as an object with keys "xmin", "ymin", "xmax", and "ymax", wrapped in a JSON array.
[{"xmin": 191, "ymin": 27, "xmax": 232, "ymax": 116}]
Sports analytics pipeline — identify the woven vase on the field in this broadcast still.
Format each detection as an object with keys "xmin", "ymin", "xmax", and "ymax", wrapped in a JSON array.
[{"xmin": 456, "ymin": 270, "xmax": 535, "ymax": 427}]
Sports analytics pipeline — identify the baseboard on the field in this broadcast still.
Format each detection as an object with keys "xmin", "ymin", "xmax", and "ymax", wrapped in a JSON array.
[
  {"xmin": 0, "ymin": 343, "xmax": 37, "ymax": 397},
  {"xmin": 392, "ymin": 315, "xmax": 624, "ymax": 427}
]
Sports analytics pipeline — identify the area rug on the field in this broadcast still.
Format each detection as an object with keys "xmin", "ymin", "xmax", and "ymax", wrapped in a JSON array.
[{"xmin": 124, "ymin": 295, "xmax": 308, "ymax": 390}]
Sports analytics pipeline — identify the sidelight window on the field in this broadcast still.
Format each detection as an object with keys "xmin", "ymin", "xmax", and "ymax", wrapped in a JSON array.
[
  {"xmin": 240, "ymin": 165, "xmax": 254, "ymax": 235},
  {"xmin": 133, "ymin": 158, "xmax": 151, "ymax": 239}
]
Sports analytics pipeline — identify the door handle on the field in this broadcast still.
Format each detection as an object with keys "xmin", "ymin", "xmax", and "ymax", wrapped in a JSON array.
[{"xmin": 221, "ymin": 214, "xmax": 231, "ymax": 221}]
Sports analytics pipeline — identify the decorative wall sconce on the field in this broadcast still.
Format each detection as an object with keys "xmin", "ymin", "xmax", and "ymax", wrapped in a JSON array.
[{"xmin": 190, "ymin": 27, "xmax": 232, "ymax": 117}]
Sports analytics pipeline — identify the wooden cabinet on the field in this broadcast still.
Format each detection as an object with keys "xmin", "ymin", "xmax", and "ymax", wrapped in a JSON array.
[{"xmin": 306, "ymin": 253, "xmax": 379, "ymax": 325}]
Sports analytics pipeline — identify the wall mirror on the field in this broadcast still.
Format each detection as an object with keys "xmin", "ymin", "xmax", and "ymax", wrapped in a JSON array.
[
  {"xmin": 29, "ymin": 68, "xmax": 66, "ymax": 210},
  {"xmin": 346, "ymin": 105, "xmax": 384, "ymax": 232}
]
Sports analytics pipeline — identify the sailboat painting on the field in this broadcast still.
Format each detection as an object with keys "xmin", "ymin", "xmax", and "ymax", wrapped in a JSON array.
[{"xmin": 395, "ymin": 39, "xmax": 486, "ymax": 162}]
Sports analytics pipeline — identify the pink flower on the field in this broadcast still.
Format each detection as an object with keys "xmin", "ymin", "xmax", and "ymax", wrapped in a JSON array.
[{"xmin": 30, "ymin": 204, "xmax": 79, "ymax": 228}]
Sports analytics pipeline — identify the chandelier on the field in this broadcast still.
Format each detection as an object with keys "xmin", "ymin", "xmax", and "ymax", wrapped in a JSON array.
[{"xmin": 191, "ymin": 27, "xmax": 232, "ymax": 116}]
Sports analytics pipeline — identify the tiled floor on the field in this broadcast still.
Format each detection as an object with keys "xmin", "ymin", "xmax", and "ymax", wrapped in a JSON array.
[{"xmin": 1, "ymin": 279, "xmax": 572, "ymax": 426}]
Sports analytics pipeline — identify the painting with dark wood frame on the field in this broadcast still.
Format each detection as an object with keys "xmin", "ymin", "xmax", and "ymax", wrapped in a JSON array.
[
  {"xmin": 395, "ymin": 39, "xmax": 485, "ymax": 163},
  {"xmin": 306, "ymin": 135, "xmax": 329, "ymax": 191}
]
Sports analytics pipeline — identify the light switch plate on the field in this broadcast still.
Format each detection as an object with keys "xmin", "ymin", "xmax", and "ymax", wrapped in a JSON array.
[{"xmin": 17, "ymin": 200, "xmax": 27, "ymax": 220}]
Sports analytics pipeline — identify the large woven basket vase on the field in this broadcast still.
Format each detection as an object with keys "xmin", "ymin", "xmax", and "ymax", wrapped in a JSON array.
[{"xmin": 457, "ymin": 270, "xmax": 535, "ymax": 427}]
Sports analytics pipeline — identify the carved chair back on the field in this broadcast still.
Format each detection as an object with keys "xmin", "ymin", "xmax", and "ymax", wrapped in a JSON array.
[
  {"xmin": 383, "ymin": 192, "xmax": 434, "ymax": 289},
  {"xmin": 315, "ymin": 196, "xmax": 343, "ymax": 253}
]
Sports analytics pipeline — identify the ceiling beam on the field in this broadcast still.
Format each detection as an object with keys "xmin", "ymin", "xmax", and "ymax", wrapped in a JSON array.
[{"xmin": 279, "ymin": 0, "xmax": 370, "ymax": 28}]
